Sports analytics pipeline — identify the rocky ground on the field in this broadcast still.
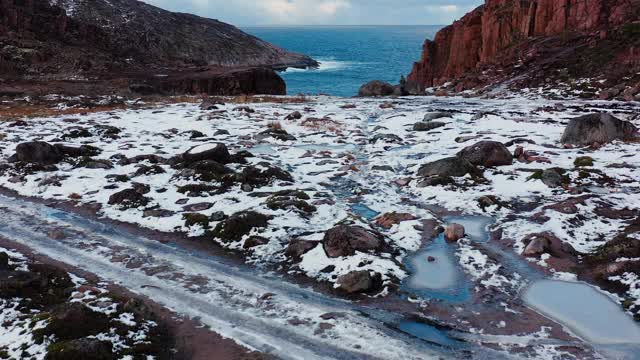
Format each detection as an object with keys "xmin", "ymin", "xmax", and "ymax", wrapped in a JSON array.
[
  {"xmin": 0, "ymin": 246, "xmax": 171, "ymax": 359},
  {"xmin": 0, "ymin": 93, "xmax": 638, "ymax": 359}
]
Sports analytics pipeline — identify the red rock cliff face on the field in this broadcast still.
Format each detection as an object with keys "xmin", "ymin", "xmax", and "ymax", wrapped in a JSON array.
[{"xmin": 408, "ymin": 0, "xmax": 640, "ymax": 88}]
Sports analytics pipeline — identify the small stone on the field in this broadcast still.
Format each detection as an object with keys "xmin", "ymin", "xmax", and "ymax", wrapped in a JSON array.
[
  {"xmin": 241, "ymin": 184, "xmax": 253, "ymax": 192},
  {"xmin": 444, "ymin": 224, "xmax": 465, "ymax": 242}
]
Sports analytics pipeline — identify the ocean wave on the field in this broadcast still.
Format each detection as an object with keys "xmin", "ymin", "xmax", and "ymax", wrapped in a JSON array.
[{"xmin": 285, "ymin": 58, "xmax": 367, "ymax": 73}]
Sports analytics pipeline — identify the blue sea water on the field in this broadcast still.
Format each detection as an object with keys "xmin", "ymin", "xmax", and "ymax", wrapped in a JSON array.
[{"xmin": 242, "ymin": 26, "xmax": 441, "ymax": 97}]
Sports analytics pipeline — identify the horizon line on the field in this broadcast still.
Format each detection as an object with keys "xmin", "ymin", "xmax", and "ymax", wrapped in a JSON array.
[{"xmin": 239, "ymin": 24, "xmax": 446, "ymax": 27}]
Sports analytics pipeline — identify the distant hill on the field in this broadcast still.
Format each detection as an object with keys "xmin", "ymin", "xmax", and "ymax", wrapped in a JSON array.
[{"xmin": 0, "ymin": 0, "xmax": 317, "ymax": 95}]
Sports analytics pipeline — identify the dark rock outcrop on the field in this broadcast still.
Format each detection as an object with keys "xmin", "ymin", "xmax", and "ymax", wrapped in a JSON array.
[
  {"xmin": 561, "ymin": 113, "xmax": 638, "ymax": 145},
  {"xmin": 182, "ymin": 143, "xmax": 232, "ymax": 165},
  {"xmin": 522, "ymin": 233, "xmax": 578, "ymax": 259},
  {"xmin": 285, "ymin": 239, "xmax": 319, "ymax": 261},
  {"xmin": 358, "ymin": 81, "xmax": 396, "ymax": 97},
  {"xmin": 211, "ymin": 211, "xmax": 271, "ymax": 242},
  {"xmin": 417, "ymin": 157, "xmax": 479, "ymax": 178},
  {"xmin": 457, "ymin": 141, "xmax": 513, "ymax": 167},
  {"xmin": 336, "ymin": 270, "xmax": 382, "ymax": 294},
  {"xmin": 322, "ymin": 225, "xmax": 386, "ymax": 258},
  {"xmin": 8, "ymin": 141, "xmax": 63, "ymax": 165}
]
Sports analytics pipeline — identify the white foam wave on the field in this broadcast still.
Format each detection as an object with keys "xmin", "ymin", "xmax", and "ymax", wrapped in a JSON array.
[{"xmin": 284, "ymin": 58, "xmax": 365, "ymax": 73}]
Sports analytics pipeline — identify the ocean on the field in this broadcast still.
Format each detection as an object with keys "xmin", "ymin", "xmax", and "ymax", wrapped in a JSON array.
[{"xmin": 243, "ymin": 26, "xmax": 441, "ymax": 97}]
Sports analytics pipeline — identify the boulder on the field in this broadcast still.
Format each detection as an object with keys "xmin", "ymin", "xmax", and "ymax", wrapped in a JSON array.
[
  {"xmin": 561, "ymin": 113, "xmax": 637, "ymax": 146},
  {"xmin": 358, "ymin": 81, "xmax": 395, "ymax": 97},
  {"xmin": 285, "ymin": 239, "xmax": 319, "ymax": 260},
  {"xmin": 413, "ymin": 121, "xmax": 445, "ymax": 132},
  {"xmin": 107, "ymin": 189, "xmax": 150, "ymax": 209},
  {"xmin": 322, "ymin": 225, "xmax": 386, "ymax": 258},
  {"xmin": 457, "ymin": 141, "xmax": 513, "ymax": 167},
  {"xmin": 9, "ymin": 141, "xmax": 63, "ymax": 165},
  {"xmin": 285, "ymin": 111, "xmax": 303, "ymax": 121},
  {"xmin": 265, "ymin": 191, "xmax": 316, "ymax": 216},
  {"xmin": 540, "ymin": 169, "xmax": 564, "ymax": 188},
  {"xmin": 255, "ymin": 128, "xmax": 297, "ymax": 142},
  {"xmin": 182, "ymin": 143, "xmax": 231, "ymax": 164},
  {"xmin": 55, "ymin": 144, "xmax": 102, "ymax": 158},
  {"xmin": 369, "ymin": 133, "xmax": 403, "ymax": 144},
  {"xmin": 422, "ymin": 112, "xmax": 453, "ymax": 121},
  {"xmin": 417, "ymin": 157, "xmax": 479, "ymax": 178},
  {"xmin": 211, "ymin": 211, "xmax": 271, "ymax": 242},
  {"xmin": 336, "ymin": 270, "xmax": 382, "ymax": 294},
  {"xmin": 522, "ymin": 233, "xmax": 577, "ymax": 259},
  {"xmin": 234, "ymin": 164, "xmax": 293, "ymax": 186},
  {"xmin": 444, "ymin": 224, "xmax": 465, "ymax": 242},
  {"xmin": 186, "ymin": 160, "xmax": 233, "ymax": 181},
  {"xmin": 243, "ymin": 236, "xmax": 269, "ymax": 249}
]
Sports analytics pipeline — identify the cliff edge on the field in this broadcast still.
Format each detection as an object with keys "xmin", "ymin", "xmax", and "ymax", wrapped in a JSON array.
[{"xmin": 408, "ymin": 0, "xmax": 640, "ymax": 100}]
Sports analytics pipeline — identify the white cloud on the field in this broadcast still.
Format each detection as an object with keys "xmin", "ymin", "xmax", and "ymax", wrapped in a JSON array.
[
  {"xmin": 142, "ymin": 0, "xmax": 482, "ymax": 25},
  {"xmin": 252, "ymin": 0, "xmax": 351, "ymax": 24}
]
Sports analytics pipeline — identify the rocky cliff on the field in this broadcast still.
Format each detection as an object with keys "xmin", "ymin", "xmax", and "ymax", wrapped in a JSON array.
[
  {"xmin": 408, "ymin": 0, "xmax": 640, "ymax": 100},
  {"xmin": 0, "ymin": 0, "xmax": 316, "ymax": 95}
]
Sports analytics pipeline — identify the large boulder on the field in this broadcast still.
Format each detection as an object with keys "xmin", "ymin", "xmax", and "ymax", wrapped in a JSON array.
[
  {"xmin": 182, "ymin": 143, "xmax": 231, "ymax": 164},
  {"xmin": 8, "ymin": 142, "xmax": 103, "ymax": 165},
  {"xmin": 413, "ymin": 121, "xmax": 445, "ymax": 132},
  {"xmin": 417, "ymin": 157, "xmax": 479, "ymax": 178},
  {"xmin": 522, "ymin": 233, "xmax": 577, "ymax": 259},
  {"xmin": 285, "ymin": 239, "xmax": 319, "ymax": 261},
  {"xmin": 358, "ymin": 81, "xmax": 395, "ymax": 97},
  {"xmin": 336, "ymin": 270, "xmax": 382, "ymax": 294},
  {"xmin": 422, "ymin": 112, "xmax": 453, "ymax": 121},
  {"xmin": 457, "ymin": 141, "xmax": 513, "ymax": 167},
  {"xmin": 211, "ymin": 211, "xmax": 271, "ymax": 242},
  {"xmin": 107, "ymin": 188, "xmax": 150, "ymax": 209},
  {"xmin": 561, "ymin": 113, "xmax": 638, "ymax": 146},
  {"xmin": 444, "ymin": 224, "xmax": 465, "ymax": 242},
  {"xmin": 8, "ymin": 141, "xmax": 63, "ymax": 165},
  {"xmin": 322, "ymin": 225, "xmax": 386, "ymax": 258}
]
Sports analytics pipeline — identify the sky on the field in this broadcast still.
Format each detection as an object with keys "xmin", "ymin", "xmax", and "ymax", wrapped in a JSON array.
[{"xmin": 142, "ymin": 0, "xmax": 483, "ymax": 26}]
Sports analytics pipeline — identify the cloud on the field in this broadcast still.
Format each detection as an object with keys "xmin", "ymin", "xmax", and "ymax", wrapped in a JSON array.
[
  {"xmin": 142, "ymin": 0, "xmax": 482, "ymax": 25},
  {"xmin": 253, "ymin": 0, "xmax": 351, "ymax": 24}
]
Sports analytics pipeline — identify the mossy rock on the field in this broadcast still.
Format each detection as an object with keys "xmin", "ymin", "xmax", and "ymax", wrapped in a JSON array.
[
  {"xmin": 211, "ymin": 211, "xmax": 271, "ymax": 242},
  {"xmin": 265, "ymin": 191, "xmax": 316, "ymax": 215},
  {"xmin": 183, "ymin": 213, "xmax": 210, "ymax": 229},
  {"xmin": 574, "ymin": 156, "xmax": 594, "ymax": 167}
]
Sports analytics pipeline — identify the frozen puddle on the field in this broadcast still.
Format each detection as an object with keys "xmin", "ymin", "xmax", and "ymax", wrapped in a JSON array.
[
  {"xmin": 403, "ymin": 234, "xmax": 470, "ymax": 302},
  {"xmin": 398, "ymin": 320, "xmax": 461, "ymax": 348},
  {"xmin": 523, "ymin": 280, "xmax": 640, "ymax": 346},
  {"xmin": 351, "ymin": 203, "xmax": 380, "ymax": 220}
]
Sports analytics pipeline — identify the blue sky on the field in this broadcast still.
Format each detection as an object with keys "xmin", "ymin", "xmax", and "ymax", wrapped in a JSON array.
[{"xmin": 142, "ymin": 0, "xmax": 483, "ymax": 26}]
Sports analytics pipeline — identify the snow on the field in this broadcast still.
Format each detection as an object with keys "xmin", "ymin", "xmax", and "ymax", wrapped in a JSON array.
[{"xmin": 0, "ymin": 94, "xmax": 639, "ymax": 359}]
